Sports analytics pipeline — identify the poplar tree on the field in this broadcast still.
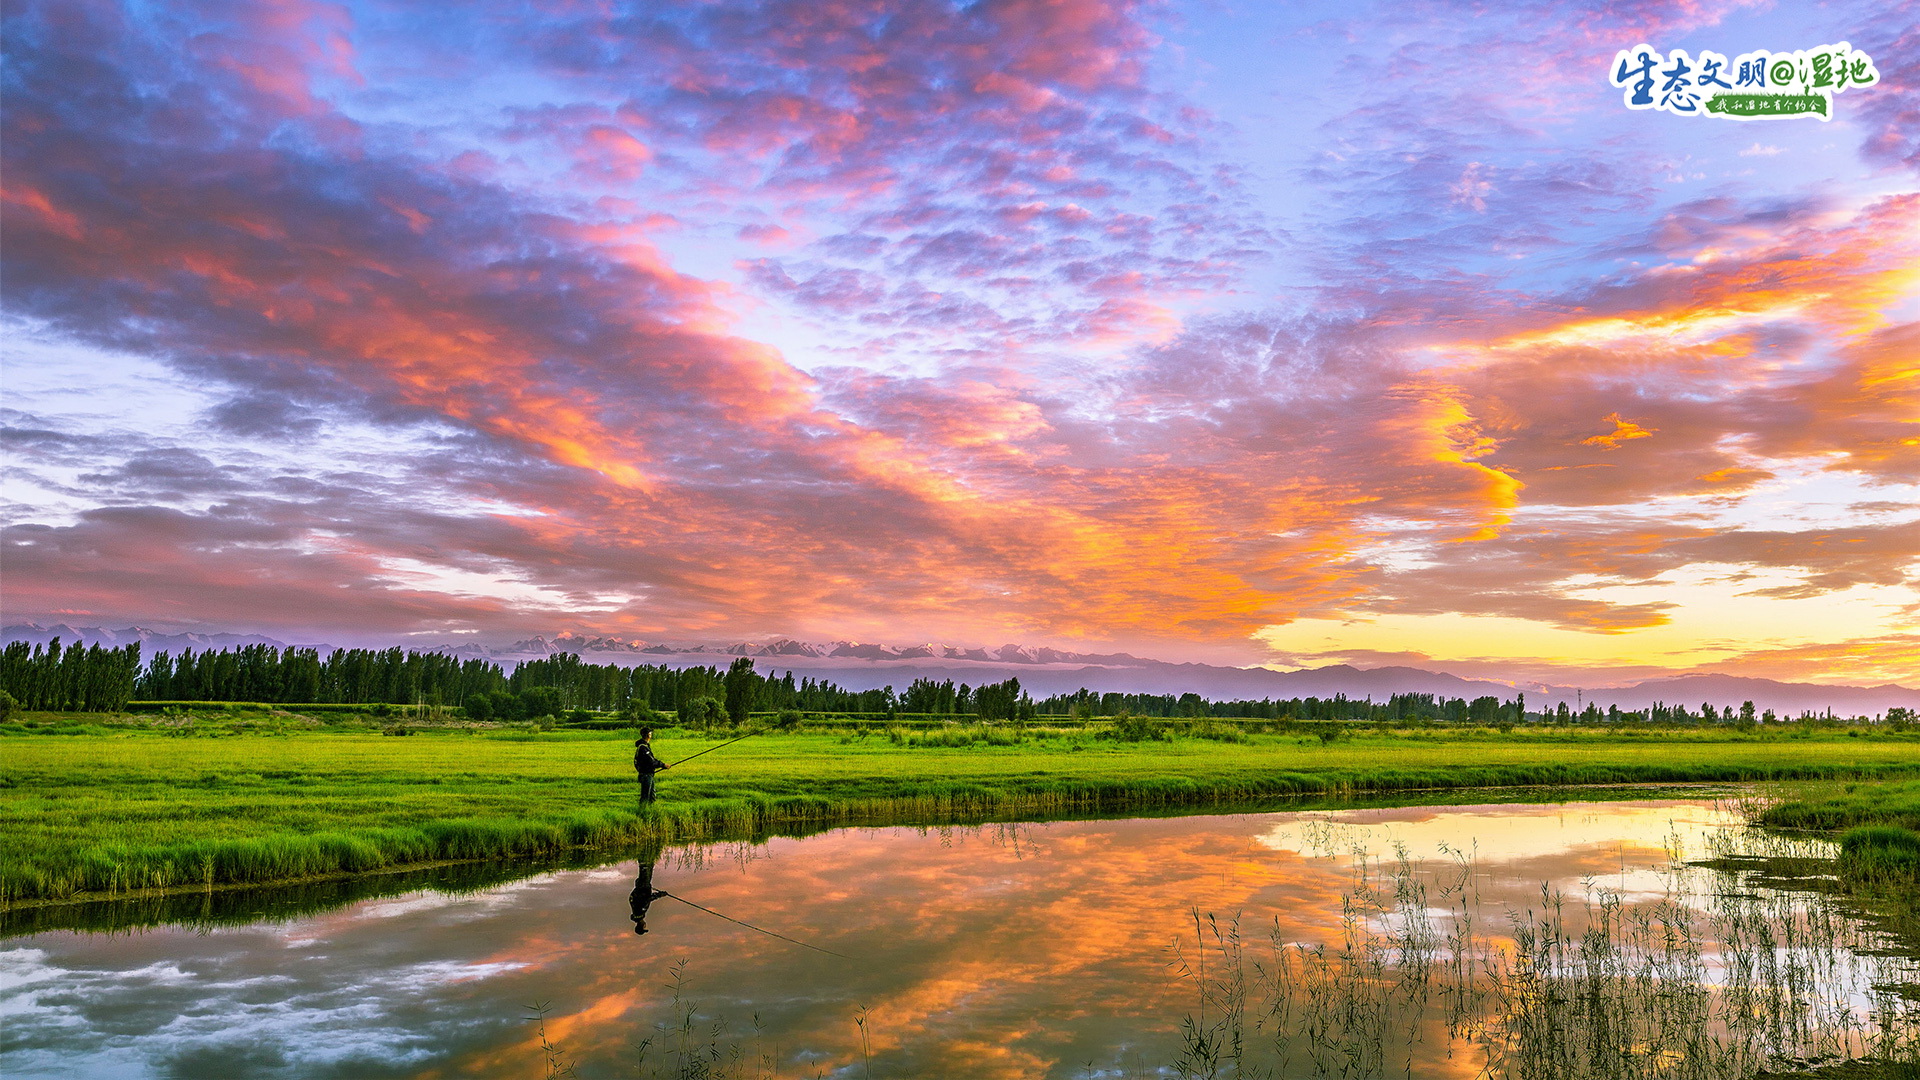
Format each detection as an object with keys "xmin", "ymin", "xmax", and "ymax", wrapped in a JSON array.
[{"xmin": 723, "ymin": 657, "xmax": 760, "ymax": 725}]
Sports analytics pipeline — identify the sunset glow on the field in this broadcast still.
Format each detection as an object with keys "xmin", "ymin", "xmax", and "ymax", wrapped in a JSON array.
[{"xmin": 3, "ymin": 0, "xmax": 1916, "ymax": 685}]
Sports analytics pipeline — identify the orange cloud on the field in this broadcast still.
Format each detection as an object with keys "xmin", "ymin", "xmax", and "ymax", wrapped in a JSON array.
[
  {"xmin": 1581, "ymin": 413, "xmax": 1656, "ymax": 450},
  {"xmin": 5, "ymin": 0, "xmax": 1915, "ymax": 677},
  {"xmin": 1702, "ymin": 634, "xmax": 1920, "ymax": 685}
]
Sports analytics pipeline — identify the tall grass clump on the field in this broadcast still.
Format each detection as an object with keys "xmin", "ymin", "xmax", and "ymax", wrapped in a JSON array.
[
  {"xmin": 897, "ymin": 724, "xmax": 1025, "ymax": 749},
  {"xmin": 1838, "ymin": 825, "xmax": 1920, "ymax": 885},
  {"xmin": 1102, "ymin": 713, "xmax": 1169, "ymax": 742},
  {"xmin": 1180, "ymin": 720, "xmax": 1251, "ymax": 744}
]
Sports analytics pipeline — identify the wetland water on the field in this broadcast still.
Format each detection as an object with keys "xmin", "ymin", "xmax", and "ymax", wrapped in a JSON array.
[{"xmin": 3, "ymin": 795, "xmax": 1916, "ymax": 1078}]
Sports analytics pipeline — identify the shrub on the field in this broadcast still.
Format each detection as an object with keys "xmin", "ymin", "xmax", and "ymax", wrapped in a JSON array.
[
  {"xmin": 1104, "ymin": 713, "xmax": 1167, "ymax": 742},
  {"xmin": 618, "ymin": 703, "xmax": 664, "ymax": 726},
  {"xmin": 1186, "ymin": 720, "xmax": 1249, "ymax": 744},
  {"xmin": 677, "ymin": 696, "xmax": 726, "ymax": 730}
]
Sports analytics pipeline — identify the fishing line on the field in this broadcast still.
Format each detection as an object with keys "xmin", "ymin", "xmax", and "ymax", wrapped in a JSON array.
[
  {"xmin": 663, "ymin": 730, "xmax": 758, "ymax": 768},
  {"xmin": 650, "ymin": 732, "xmax": 846, "ymax": 959},
  {"xmin": 659, "ymin": 891, "xmax": 852, "ymax": 959}
]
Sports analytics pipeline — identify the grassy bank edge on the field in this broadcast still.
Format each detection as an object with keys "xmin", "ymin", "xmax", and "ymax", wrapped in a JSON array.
[
  {"xmin": 10, "ymin": 759, "xmax": 1920, "ymax": 908},
  {"xmin": 1756, "ymin": 779, "xmax": 1920, "ymax": 887}
]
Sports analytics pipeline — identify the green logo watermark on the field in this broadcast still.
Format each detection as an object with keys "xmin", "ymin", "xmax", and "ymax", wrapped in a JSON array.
[{"xmin": 1610, "ymin": 42, "xmax": 1877, "ymax": 121}]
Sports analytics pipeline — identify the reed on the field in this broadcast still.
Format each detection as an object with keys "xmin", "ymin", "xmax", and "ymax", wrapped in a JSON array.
[
  {"xmin": 1167, "ymin": 848, "xmax": 1919, "ymax": 1079},
  {"xmin": 567, "ymin": 835, "xmax": 1918, "ymax": 1079}
]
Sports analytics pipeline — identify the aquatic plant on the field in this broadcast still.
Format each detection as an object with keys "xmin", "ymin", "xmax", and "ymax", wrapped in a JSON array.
[
  {"xmin": 1759, "ymin": 779, "xmax": 1920, "ymax": 833},
  {"xmin": 525, "ymin": 1000, "xmax": 577, "ymax": 1079},
  {"xmin": 1163, "ymin": 847, "xmax": 1920, "ymax": 1079},
  {"xmin": 1745, "ymin": 780, "xmax": 1920, "ymax": 897},
  {"xmin": 577, "ymin": 832, "xmax": 1916, "ymax": 1079},
  {"xmin": 622, "ymin": 960, "xmax": 826, "ymax": 1080}
]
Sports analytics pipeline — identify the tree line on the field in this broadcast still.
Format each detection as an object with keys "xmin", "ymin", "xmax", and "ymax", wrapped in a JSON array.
[
  {"xmin": 1032, "ymin": 688, "xmax": 1534, "ymax": 724},
  {"xmin": 0, "ymin": 641, "xmax": 953, "ymax": 721},
  {"xmin": 0, "ymin": 639, "xmax": 1903, "ymax": 729},
  {"xmin": 133, "ymin": 644, "xmax": 505, "ymax": 707},
  {"xmin": 900, "ymin": 676, "xmax": 1036, "ymax": 721},
  {"xmin": 125, "ymin": 645, "xmax": 891, "ymax": 717},
  {"xmin": 0, "ymin": 639, "xmax": 143, "ymax": 712}
]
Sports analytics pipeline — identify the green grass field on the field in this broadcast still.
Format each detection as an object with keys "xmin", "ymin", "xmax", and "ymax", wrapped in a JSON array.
[
  {"xmin": 1757, "ymin": 777, "xmax": 1920, "ymax": 832},
  {"xmin": 4, "ymin": 719, "xmax": 1918, "ymax": 904}
]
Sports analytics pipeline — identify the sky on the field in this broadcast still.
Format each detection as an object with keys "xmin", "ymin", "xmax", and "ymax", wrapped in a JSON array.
[{"xmin": 2, "ymin": 0, "xmax": 1916, "ymax": 687}]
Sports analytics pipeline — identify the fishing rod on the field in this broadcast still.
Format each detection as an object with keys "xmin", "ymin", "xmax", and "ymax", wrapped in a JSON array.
[
  {"xmin": 659, "ymin": 890, "xmax": 852, "ymax": 959},
  {"xmin": 663, "ymin": 730, "xmax": 758, "ymax": 768}
]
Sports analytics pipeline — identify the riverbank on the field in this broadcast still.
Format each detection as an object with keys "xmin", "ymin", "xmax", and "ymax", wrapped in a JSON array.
[{"xmin": 5, "ymin": 722, "xmax": 1918, "ymax": 905}]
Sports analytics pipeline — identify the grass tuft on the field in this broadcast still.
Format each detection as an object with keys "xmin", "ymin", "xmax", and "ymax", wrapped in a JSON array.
[{"xmin": 1838, "ymin": 825, "xmax": 1920, "ymax": 884}]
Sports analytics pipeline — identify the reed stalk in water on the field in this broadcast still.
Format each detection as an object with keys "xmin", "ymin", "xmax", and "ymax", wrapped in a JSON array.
[
  {"xmin": 1168, "ymin": 845, "xmax": 1919, "ymax": 1079},
  {"xmin": 539, "ymin": 828, "xmax": 1916, "ymax": 1079}
]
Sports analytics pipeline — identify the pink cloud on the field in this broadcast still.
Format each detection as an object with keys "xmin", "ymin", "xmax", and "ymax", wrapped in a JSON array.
[{"xmin": 4, "ymin": 0, "xmax": 1914, "ymax": 676}]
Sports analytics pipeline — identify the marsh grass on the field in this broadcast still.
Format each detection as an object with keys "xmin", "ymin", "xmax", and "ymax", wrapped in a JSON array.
[
  {"xmin": 1747, "ymin": 780, "xmax": 1920, "ymax": 894},
  {"xmin": 625, "ymin": 960, "xmax": 806, "ymax": 1080},
  {"xmin": 1165, "ymin": 845, "xmax": 1920, "ymax": 1080},
  {"xmin": 1756, "ymin": 780, "xmax": 1920, "ymax": 833},
  {"xmin": 1839, "ymin": 826, "xmax": 1920, "ymax": 885},
  {"xmin": 5, "ymin": 728, "xmax": 1917, "ymax": 904}
]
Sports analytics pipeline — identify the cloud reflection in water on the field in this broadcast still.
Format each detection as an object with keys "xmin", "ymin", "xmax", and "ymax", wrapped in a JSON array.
[{"xmin": 0, "ymin": 799, "xmax": 1888, "ymax": 1079}]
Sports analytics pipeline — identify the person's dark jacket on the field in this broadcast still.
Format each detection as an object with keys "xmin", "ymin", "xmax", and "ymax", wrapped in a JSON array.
[{"xmin": 634, "ymin": 742, "xmax": 667, "ymax": 774}]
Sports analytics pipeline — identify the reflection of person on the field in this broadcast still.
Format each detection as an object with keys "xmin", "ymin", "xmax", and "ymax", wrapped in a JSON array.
[
  {"xmin": 633, "ymin": 728, "xmax": 669, "ymax": 803},
  {"xmin": 628, "ymin": 852, "xmax": 668, "ymax": 936}
]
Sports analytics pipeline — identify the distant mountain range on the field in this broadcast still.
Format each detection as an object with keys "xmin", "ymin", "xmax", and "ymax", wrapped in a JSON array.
[
  {"xmin": 3, "ymin": 622, "xmax": 333, "ymax": 655},
  {"xmin": 6, "ymin": 622, "xmax": 1915, "ymax": 717},
  {"xmin": 499, "ymin": 632, "xmax": 1154, "ymax": 667}
]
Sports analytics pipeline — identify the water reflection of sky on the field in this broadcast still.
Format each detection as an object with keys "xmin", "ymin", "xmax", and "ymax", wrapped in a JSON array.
[{"xmin": 0, "ymin": 799, "xmax": 1889, "ymax": 1079}]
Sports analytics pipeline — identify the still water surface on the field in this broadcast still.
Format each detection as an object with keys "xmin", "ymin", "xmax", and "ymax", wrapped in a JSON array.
[{"xmin": 3, "ymin": 795, "xmax": 1913, "ymax": 1078}]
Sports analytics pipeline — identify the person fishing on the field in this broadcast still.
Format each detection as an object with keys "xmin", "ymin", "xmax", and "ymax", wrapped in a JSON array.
[
  {"xmin": 618, "ymin": 734, "xmax": 850, "ymax": 959},
  {"xmin": 633, "ymin": 727, "xmax": 669, "ymax": 803},
  {"xmin": 635, "ymin": 725, "xmax": 759, "ymax": 804},
  {"xmin": 628, "ymin": 847, "xmax": 668, "ymax": 935}
]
